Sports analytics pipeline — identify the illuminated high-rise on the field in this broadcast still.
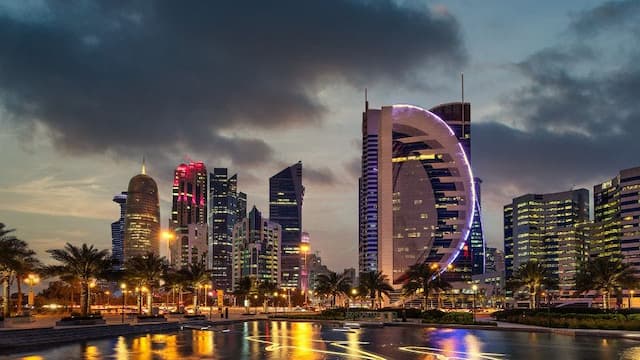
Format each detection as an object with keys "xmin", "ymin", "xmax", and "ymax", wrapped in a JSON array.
[
  {"xmin": 170, "ymin": 161, "xmax": 208, "ymax": 268},
  {"xmin": 209, "ymin": 168, "xmax": 244, "ymax": 292},
  {"xmin": 111, "ymin": 191, "xmax": 127, "ymax": 269},
  {"xmin": 503, "ymin": 189, "xmax": 590, "ymax": 293},
  {"xmin": 270, "ymin": 161, "xmax": 304, "ymax": 288},
  {"xmin": 232, "ymin": 206, "xmax": 281, "ymax": 287},
  {"xmin": 592, "ymin": 166, "xmax": 640, "ymax": 273},
  {"xmin": 430, "ymin": 102, "xmax": 485, "ymax": 280},
  {"xmin": 359, "ymin": 103, "xmax": 476, "ymax": 287},
  {"xmin": 123, "ymin": 162, "xmax": 161, "ymax": 260}
]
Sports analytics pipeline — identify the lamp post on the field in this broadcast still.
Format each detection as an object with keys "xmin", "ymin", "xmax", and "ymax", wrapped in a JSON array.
[
  {"xmin": 350, "ymin": 288, "xmax": 358, "ymax": 309},
  {"xmin": 120, "ymin": 284, "xmax": 127, "ymax": 323},
  {"xmin": 24, "ymin": 273, "xmax": 40, "ymax": 308},
  {"xmin": 472, "ymin": 285, "xmax": 478, "ymax": 323},
  {"xmin": 89, "ymin": 280, "xmax": 97, "ymax": 314},
  {"xmin": 630, "ymin": 290, "xmax": 635, "ymax": 309},
  {"xmin": 273, "ymin": 292, "xmax": 279, "ymax": 313}
]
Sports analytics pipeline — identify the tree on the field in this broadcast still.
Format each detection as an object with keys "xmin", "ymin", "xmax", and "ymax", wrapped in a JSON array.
[
  {"xmin": 124, "ymin": 253, "xmax": 168, "ymax": 315},
  {"xmin": 402, "ymin": 263, "xmax": 451, "ymax": 310},
  {"xmin": 14, "ymin": 254, "xmax": 41, "ymax": 315},
  {"xmin": 508, "ymin": 260, "xmax": 556, "ymax": 309},
  {"xmin": 45, "ymin": 243, "xmax": 111, "ymax": 316},
  {"xmin": 234, "ymin": 276, "xmax": 253, "ymax": 307},
  {"xmin": 574, "ymin": 257, "xmax": 639, "ymax": 310},
  {"xmin": 257, "ymin": 280, "xmax": 278, "ymax": 310},
  {"xmin": 359, "ymin": 271, "xmax": 394, "ymax": 309},
  {"xmin": 0, "ymin": 224, "xmax": 37, "ymax": 317},
  {"xmin": 178, "ymin": 262, "xmax": 210, "ymax": 311},
  {"xmin": 315, "ymin": 271, "xmax": 351, "ymax": 308}
]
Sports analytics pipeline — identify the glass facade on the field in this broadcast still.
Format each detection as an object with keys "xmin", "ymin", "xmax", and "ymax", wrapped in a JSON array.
[
  {"xmin": 111, "ymin": 191, "xmax": 127, "ymax": 269},
  {"xmin": 170, "ymin": 161, "xmax": 208, "ymax": 268},
  {"xmin": 504, "ymin": 190, "xmax": 590, "ymax": 293},
  {"xmin": 269, "ymin": 162, "xmax": 304, "ymax": 288},
  {"xmin": 232, "ymin": 207, "xmax": 281, "ymax": 286},
  {"xmin": 209, "ymin": 169, "xmax": 243, "ymax": 292},
  {"xmin": 124, "ymin": 173, "xmax": 160, "ymax": 260},
  {"xmin": 389, "ymin": 105, "xmax": 476, "ymax": 284}
]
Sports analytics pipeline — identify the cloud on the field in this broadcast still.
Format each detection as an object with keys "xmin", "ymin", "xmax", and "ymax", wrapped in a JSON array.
[
  {"xmin": 0, "ymin": 0, "xmax": 466, "ymax": 167},
  {"xmin": 569, "ymin": 0, "xmax": 640, "ymax": 36}
]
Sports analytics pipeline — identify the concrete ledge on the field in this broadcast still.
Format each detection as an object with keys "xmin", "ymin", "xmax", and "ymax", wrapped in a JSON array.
[{"xmin": 55, "ymin": 319, "xmax": 107, "ymax": 326}]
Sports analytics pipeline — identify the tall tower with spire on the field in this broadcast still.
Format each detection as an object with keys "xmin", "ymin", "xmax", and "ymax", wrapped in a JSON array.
[{"xmin": 123, "ymin": 159, "xmax": 161, "ymax": 260}]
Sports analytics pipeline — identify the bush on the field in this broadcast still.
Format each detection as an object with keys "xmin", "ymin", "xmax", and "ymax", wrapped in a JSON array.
[
  {"xmin": 59, "ymin": 313, "xmax": 103, "ymax": 321},
  {"xmin": 492, "ymin": 308, "xmax": 640, "ymax": 330}
]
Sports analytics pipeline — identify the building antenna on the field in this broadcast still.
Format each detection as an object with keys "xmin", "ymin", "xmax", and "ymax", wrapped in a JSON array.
[
  {"xmin": 461, "ymin": 73, "xmax": 465, "ymax": 136},
  {"xmin": 141, "ymin": 156, "xmax": 146, "ymax": 175},
  {"xmin": 365, "ymin": 88, "xmax": 369, "ymax": 111}
]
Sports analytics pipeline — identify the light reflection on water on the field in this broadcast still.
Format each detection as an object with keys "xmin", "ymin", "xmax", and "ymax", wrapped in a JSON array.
[{"xmin": 2, "ymin": 321, "xmax": 640, "ymax": 360}]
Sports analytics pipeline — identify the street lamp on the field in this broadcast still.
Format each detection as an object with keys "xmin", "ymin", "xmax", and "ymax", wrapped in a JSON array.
[
  {"xmin": 120, "ymin": 283, "xmax": 127, "ymax": 323},
  {"xmin": 300, "ymin": 243, "xmax": 310, "ymax": 305},
  {"xmin": 472, "ymin": 284, "xmax": 478, "ymax": 323},
  {"xmin": 630, "ymin": 290, "xmax": 635, "ymax": 309},
  {"xmin": 24, "ymin": 273, "xmax": 40, "ymax": 308},
  {"xmin": 89, "ymin": 280, "xmax": 97, "ymax": 314}
]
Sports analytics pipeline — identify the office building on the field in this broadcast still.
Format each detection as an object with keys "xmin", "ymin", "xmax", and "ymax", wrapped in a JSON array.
[
  {"xmin": 592, "ymin": 166, "xmax": 640, "ymax": 272},
  {"xmin": 359, "ymin": 103, "xmax": 476, "ymax": 287},
  {"xmin": 503, "ymin": 189, "xmax": 590, "ymax": 293},
  {"xmin": 111, "ymin": 191, "xmax": 127, "ymax": 269},
  {"xmin": 430, "ymin": 102, "xmax": 485, "ymax": 279},
  {"xmin": 170, "ymin": 161, "xmax": 208, "ymax": 268},
  {"xmin": 209, "ymin": 168, "xmax": 245, "ymax": 292},
  {"xmin": 232, "ymin": 206, "xmax": 281, "ymax": 287},
  {"xmin": 269, "ymin": 161, "xmax": 304, "ymax": 288},
  {"xmin": 123, "ymin": 162, "xmax": 161, "ymax": 260}
]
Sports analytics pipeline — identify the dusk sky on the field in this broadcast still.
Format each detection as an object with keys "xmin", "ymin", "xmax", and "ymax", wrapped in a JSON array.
[{"xmin": 1, "ymin": 0, "xmax": 639, "ymax": 272}]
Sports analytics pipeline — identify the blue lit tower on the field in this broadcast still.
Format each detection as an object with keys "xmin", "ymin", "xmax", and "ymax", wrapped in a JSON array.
[
  {"xmin": 430, "ymin": 102, "xmax": 485, "ymax": 279},
  {"xmin": 111, "ymin": 191, "xmax": 127, "ymax": 269},
  {"xmin": 270, "ymin": 162, "xmax": 304, "ymax": 289}
]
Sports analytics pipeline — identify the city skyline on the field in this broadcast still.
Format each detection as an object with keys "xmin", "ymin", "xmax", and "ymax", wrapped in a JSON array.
[{"xmin": 1, "ymin": 1, "xmax": 640, "ymax": 273}]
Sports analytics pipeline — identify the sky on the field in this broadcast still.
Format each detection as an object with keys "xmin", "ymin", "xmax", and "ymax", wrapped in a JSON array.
[{"xmin": 1, "ymin": 0, "xmax": 639, "ymax": 272}]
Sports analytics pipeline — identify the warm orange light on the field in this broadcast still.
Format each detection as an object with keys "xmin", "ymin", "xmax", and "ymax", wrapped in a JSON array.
[
  {"xmin": 120, "ymin": 283, "xmax": 127, "ymax": 290},
  {"xmin": 300, "ymin": 244, "xmax": 310, "ymax": 253},
  {"xmin": 161, "ymin": 230, "xmax": 175, "ymax": 240},
  {"xmin": 430, "ymin": 263, "xmax": 438, "ymax": 270},
  {"xmin": 24, "ymin": 273, "xmax": 40, "ymax": 285},
  {"xmin": 351, "ymin": 288, "xmax": 358, "ymax": 295}
]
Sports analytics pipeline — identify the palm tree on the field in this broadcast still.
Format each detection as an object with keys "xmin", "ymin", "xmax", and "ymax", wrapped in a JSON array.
[
  {"xmin": 574, "ymin": 257, "xmax": 639, "ymax": 310},
  {"xmin": 178, "ymin": 262, "xmax": 210, "ymax": 312},
  {"xmin": 14, "ymin": 254, "xmax": 41, "ymax": 315},
  {"xmin": 508, "ymin": 260, "xmax": 556, "ymax": 309},
  {"xmin": 315, "ymin": 271, "xmax": 351, "ymax": 308},
  {"xmin": 359, "ymin": 271, "xmax": 394, "ymax": 309},
  {"xmin": 234, "ymin": 276, "xmax": 253, "ymax": 307},
  {"xmin": 257, "ymin": 281, "xmax": 278, "ymax": 310},
  {"xmin": 402, "ymin": 262, "xmax": 451, "ymax": 310},
  {"xmin": 124, "ymin": 253, "xmax": 168, "ymax": 315},
  {"xmin": 45, "ymin": 243, "xmax": 111, "ymax": 316},
  {"xmin": 163, "ymin": 270, "xmax": 186, "ymax": 310},
  {"xmin": 0, "ymin": 224, "xmax": 37, "ymax": 317}
]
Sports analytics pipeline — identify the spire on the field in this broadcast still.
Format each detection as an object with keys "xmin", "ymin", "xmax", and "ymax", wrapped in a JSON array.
[{"xmin": 141, "ymin": 156, "xmax": 146, "ymax": 175}]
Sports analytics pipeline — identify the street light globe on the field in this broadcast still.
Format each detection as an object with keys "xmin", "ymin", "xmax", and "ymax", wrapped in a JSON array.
[
  {"xmin": 120, "ymin": 283, "xmax": 127, "ymax": 290},
  {"xmin": 351, "ymin": 288, "xmax": 358, "ymax": 295},
  {"xmin": 273, "ymin": 292, "xmax": 278, "ymax": 297},
  {"xmin": 472, "ymin": 285, "xmax": 478, "ymax": 291}
]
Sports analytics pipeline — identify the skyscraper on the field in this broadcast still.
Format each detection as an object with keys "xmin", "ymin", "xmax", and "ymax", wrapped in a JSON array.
[
  {"xmin": 592, "ymin": 166, "xmax": 640, "ymax": 273},
  {"xmin": 503, "ymin": 189, "xmax": 590, "ymax": 293},
  {"xmin": 430, "ymin": 102, "xmax": 485, "ymax": 279},
  {"xmin": 232, "ymin": 206, "xmax": 281, "ymax": 287},
  {"xmin": 359, "ymin": 104, "xmax": 476, "ymax": 287},
  {"xmin": 170, "ymin": 161, "xmax": 208, "ymax": 268},
  {"xmin": 123, "ymin": 162, "xmax": 160, "ymax": 261},
  {"xmin": 270, "ymin": 161, "xmax": 304, "ymax": 289},
  {"xmin": 111, "ymin": 191, "xmax": 127, "ymax": 269},
  {"xmin": 209, "ymin": 168, "xmax": 243, "ymax": 292}
]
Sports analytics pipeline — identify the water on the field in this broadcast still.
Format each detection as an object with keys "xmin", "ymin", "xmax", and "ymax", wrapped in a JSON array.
[{"xmin": 2, "ymin": 321, "xmax": 640, "ymax": 359}]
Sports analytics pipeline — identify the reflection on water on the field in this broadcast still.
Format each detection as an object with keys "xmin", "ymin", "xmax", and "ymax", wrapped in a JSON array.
[{"xmin": 2, "ymin": 321, "xmax": 640, "ymax": 360}]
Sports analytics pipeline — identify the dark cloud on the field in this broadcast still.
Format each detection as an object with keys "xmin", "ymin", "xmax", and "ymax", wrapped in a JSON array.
[
  {"xmin": 0, "ymin": 0, "xmax": 465, "ymax": 166},
  {"xmin": 304, "ymin": 165, "xmax": 340, "ymax": 187},
  {"xmin": 475, "ymin": 0, "xmax": 640, "ymax": 211},
  {"xmin": 343, "ymin": 157, "xmax": 361, "ymax": 180},
  {"xmin": 569, "ymin": 0, "xmax": 640, "ymax": 36}
]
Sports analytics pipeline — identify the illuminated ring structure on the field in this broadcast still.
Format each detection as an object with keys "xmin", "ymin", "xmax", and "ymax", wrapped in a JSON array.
[{"xmin": 391, "ymin": 104, "xmax": 476, "ymax": 281}]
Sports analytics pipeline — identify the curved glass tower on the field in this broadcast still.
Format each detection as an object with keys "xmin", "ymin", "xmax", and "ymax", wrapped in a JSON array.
[{"xmin": 124, "ymin": 164, "xmax": 160, "ymax": 260}]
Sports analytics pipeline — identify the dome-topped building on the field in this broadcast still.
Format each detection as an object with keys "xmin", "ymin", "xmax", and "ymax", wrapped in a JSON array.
[{"xmin": 123, "ymin": 160, "xmax": 160, "ymax": 260}]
